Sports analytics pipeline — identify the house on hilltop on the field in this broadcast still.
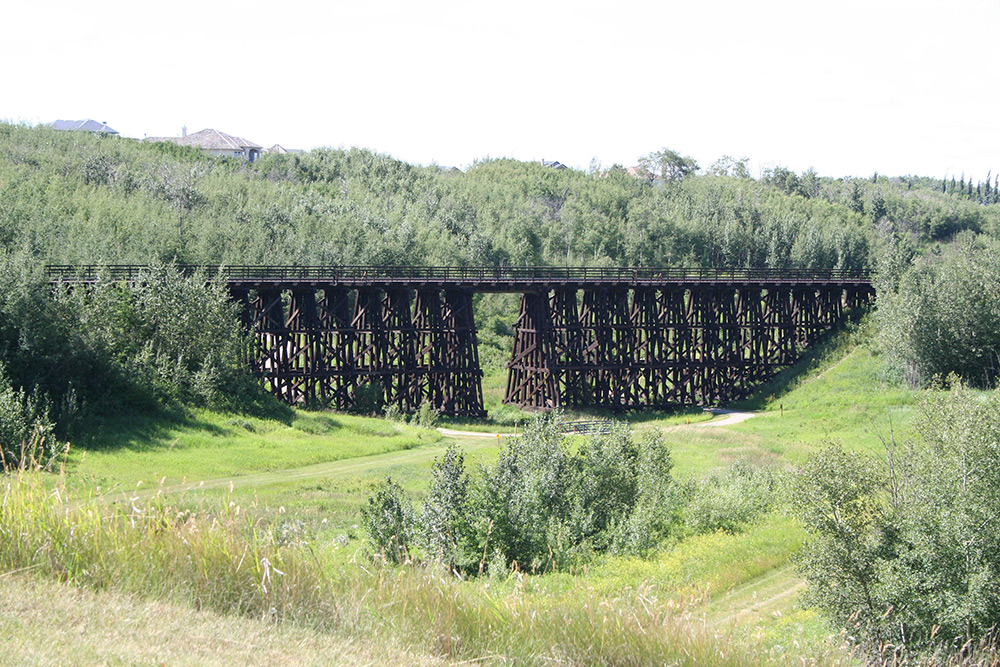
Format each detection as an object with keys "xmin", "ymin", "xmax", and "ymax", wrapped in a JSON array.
[
  {"xmin": 50, "ymin": 119, "xmax": 119, "ymax": 135},
  {"xmin": 264, "ymin": 144, "xmax": 304, "ymax": 155},
  {"xmin": 145, "ymin": 128, "xmax": 263, "ymax": 161}
]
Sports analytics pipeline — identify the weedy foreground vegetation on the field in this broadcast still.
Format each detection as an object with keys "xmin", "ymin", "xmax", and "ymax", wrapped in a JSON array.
[
  {"xmin": 5, "ymin": 123, "xmax": 1000, "ymax": 663},
  {"xmin": 0, "ymin": 333, "xmax": 930, "ymax": 665}
]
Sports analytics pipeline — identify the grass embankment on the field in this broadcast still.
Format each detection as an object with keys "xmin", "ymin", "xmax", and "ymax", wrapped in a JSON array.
[
  {"xmin": 70, "ymin": 410, "xmax": 444, "ymax": 488},
  {"xmin": 4, "ymin": 332, "xmax": 920, "ymax": 663},
  {"xmin": 0, "ymin": 473, "xmax": 780, "ymax": 665},
  {"xmin": 65, "ymin": 410, "xmax": 456, "ymax": 532},
  {"xmin": 0, "ymin": 575, "xmax": 436, "ymax": 666}
]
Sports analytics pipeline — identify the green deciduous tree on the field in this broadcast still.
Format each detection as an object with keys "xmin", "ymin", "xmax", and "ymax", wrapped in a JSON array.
[
  {"xmin": 795, "ymin": 386, "xmax": 1000, "ymax": 657},
  {"xmin": 707, "ymin": 155, "xmax": 751, "ymax": 179},
  {"xmin": 877, "ymin": 234, "xmax": 1000, "ymax": 387},
  {"xmin": 637, "ymin": 148, "xmax": 698, "ymax": 182}
]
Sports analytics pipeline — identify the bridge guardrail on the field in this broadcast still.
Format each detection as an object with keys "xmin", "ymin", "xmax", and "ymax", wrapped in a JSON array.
[
  {"xmin": 562, "ymin": 419, "xmax": 629, "ymax": 435},
  {"xmin": 46, "ymin": 264, "xmax": 873, "ymax": 285}
]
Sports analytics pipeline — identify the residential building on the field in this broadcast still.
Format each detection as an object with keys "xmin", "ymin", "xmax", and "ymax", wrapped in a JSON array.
[
  {"xmin": 50, "ymin": 119, "xmax": 119, "ymax": 135},
  {"xmin": 146, "ymin": 128, "xmax": 263, "ymax": 161}
]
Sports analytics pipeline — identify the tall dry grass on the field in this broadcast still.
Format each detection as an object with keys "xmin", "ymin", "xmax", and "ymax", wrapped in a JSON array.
[{"xmin": 0, "ymin": 472, "xmax": 798, "ymax": 665}]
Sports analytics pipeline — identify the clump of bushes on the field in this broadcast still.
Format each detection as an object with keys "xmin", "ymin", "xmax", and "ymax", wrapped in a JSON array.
[
  {"xmin": 0, "ymin": 257, "xmax": 270, "ymax": 462},
  {"xmin": 877, "ymin": 233, "xmax": 1000, "ymax": 388},
  {"xmin": 793, "ymin": 384, "xmax": 1000, "ymax": 660},
  {"xmin": 62, "ymin": 265, "xmax": 256, "ymax": 409},
  {"xmin": 682, "ymin": 460, "xmax": 779, "ymax": 534},
  {"xmin": 349, "ymin": 381, "xmax": 384, "ymax": 415},
  {"xmin": 362, "ymin": 413, "xmax": 682, "ymax": 574},
  {"xmin": 382, "ymin": 401, "xmax": 439, "ymax": 428},
  {"xmin": 0, "ymin": 364, "xmax": 64, "ymax": 470}
]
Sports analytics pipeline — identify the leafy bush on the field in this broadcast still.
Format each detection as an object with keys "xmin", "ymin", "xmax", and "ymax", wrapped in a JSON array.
[
  {"xmin": 877, "ymin": 234, "xmax": 1000, "ymax": 387},
  {"xmin": 0, "ymin": 255, "xmax": 272, "ymax": 439},
  {"xmin": 416, "ymin": 402, "xmax": 439, "ymax": 428},
  {"xmin": 65, "ymin": 265, "xmax": 255, "ymax": 408},
  {"xmin": 350, "ymin": 382, "xmax": 384, "ymax": 415},
  {"xmin": 794, "ymin": 385, "xmax": 1000, "ymax": 657},
  {"xmin": 363, "ymin": 414, "xmax": 681, "ymax": 574},
  {"xmin": 382, "ymin": 403, "xmax": 404, "ymax": 422},
  {"xmin": 472, "ymin": 414, "xmax": 576, "ymax": 571},
  {"xmin": 360, "ymin": 477, "xmax": 415, "ymax": 564},
  {"xmin": 0, "ymin": 365, "xmax": 61, "ymax": 471},
  {"xmin": 683, "ymin": 460, "xmax": 779, "ymax": 534},
  {"xmin": 611, "ymin": 430, "xmax": 682, "ymax": 555},
  {"xmin": 419, "ymin": 446, "xmax": 476, "ymax": 572}
]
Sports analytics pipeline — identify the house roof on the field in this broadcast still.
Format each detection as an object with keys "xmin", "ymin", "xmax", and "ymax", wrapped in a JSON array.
[
  {"xmin": 265, "ymin": 144, "xmax": 304, "ymax": 154},
  {"xmin": 50, "ymin": 119, "xmax": 119, "ymax": 134},
  {"xmin": 541, "ymin": 159, "xmax": 567, "ymax": 170},
  {"xmin": 174, "ymin": 128, "xmax": 262, "ymax": 151}
]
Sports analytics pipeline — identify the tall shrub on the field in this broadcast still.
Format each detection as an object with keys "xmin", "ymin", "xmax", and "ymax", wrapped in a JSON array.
[
  {"xmin": 878, "ymin": 234, "xmax": 1000, "ymax": 387},
  {"xmin": 363, "ymin": 415, "xmax": 682, "ymax": 574},
  {"xmin": 794, "ymin": 385, "xmax": 1000, "ymax": 656}
]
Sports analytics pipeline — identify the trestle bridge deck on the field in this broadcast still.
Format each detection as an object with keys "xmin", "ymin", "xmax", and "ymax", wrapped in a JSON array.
[
  {"xmin": 47, "ymin": 265, "xmax": 872, "ymax": 290},
  {"xmin": 48, "ymin": 265, "xmax": 874, "ymax": 417}
]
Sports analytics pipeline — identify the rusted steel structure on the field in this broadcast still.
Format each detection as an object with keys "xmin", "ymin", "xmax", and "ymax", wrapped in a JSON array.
[{"xmin": 47, "ymin": 265, "xmax": 874, "ymax": 416}]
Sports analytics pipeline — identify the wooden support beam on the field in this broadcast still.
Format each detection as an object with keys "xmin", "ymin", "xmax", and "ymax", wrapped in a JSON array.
[{"xmin": 235, "ymin": 277, "xmax": 872, "ymax": 416}]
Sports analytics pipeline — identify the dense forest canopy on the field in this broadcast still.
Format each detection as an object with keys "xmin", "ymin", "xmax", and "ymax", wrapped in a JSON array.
[{"xmin": 9, "ymin": 122, "xmax": 997, "ymax": 271}]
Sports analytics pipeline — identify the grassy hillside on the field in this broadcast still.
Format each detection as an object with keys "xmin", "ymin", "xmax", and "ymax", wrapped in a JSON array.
[
  {"xmin": 0, "ymin": 575, "xmax": 439, "ymax": 666},
  {"xmin": 6, "ymin": 122, "xmax": 1000, "ymax": 662},
  {"xmin": 0, "ymin": 326, "xmax": 930, "ymax": 663}
]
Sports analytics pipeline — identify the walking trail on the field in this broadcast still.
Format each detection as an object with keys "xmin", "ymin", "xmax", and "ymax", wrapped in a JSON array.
[
  {"xmin": 436, "ymin": 407, "xmax": 756, "ymax": 439},
  {"xmin": 107, "ymin": 408, "xmax": 756, "ymax": 504}
]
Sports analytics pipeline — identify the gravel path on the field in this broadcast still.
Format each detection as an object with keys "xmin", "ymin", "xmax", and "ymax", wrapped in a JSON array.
[
  {"xmin": 693, "ymin": 408, "xmax": 757, "ymax": 427},
  {"xmin": 436, "ymin": 407, "xmax": 757, "ymax": 439}
]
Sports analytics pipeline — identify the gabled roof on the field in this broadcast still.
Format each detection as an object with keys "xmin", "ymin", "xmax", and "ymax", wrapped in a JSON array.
[
  {"xmin": 174, "ymin": 128, "xmax": 262, "ymax": 151},
  {"xmin": 50, "ymin": 119, "xmax": 119, "ymax": 134},
  {"xmin": 265, "ymin": 144, "xmax": 304, "ymax": 154},
  {"xmin": 541, "ymin": 159, "xmax": 567, "ymax": 170}
]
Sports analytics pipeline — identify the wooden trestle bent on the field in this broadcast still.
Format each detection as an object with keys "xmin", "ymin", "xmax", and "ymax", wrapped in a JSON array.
[
  {"xmin": 506, "ymin": 285, "xmax": 871, "ymax": 411},
  {"xmin": 46, "ymin": 266, "xmax": 874, "ymax": 416}
]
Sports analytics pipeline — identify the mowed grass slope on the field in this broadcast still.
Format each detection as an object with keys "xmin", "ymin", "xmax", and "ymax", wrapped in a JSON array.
[
  {"xmin": 67, "ymin": 410, "xmax": 443, "ymax": 490},
  {"xmin": 732, "ymin": 345, "xmax": 918, "ymax": 462},
  {"xmin": 8, "ymin": 332, "xmax": 920, "ymax": 663}
]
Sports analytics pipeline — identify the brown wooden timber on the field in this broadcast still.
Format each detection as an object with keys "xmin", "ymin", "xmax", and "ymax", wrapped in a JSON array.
[
  {"xmin": 46, "ymin": 265, "xmax": 874, "ymax": 415},
  {"xmin": 504, "ymin": 284, "xmax": 873, "ymax": 410}
]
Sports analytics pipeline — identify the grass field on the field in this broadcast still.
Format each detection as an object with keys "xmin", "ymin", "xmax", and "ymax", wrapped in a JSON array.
[
  {"xmin": 0, "ymin": 574, "xmax": 441, "ymax": 666},
  {"xmin": 3, "ymin": 329, "xmax": 925, "ymax": 664}
]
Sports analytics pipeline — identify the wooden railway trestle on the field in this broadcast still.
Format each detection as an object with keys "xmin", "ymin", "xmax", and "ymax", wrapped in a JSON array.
[
  {"xmin": 505, "ymin": 285, "xmax": 869, "ymax": 411},
  {"xmin": 230, "ymin": 286, "xmax": 486, "ymax": 417},
  {"xmin": 46, "ymin": 265, "xmax": 874, "ymax": 417}
]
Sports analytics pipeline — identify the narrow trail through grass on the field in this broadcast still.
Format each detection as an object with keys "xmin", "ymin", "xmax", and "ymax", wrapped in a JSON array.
[
  {"xmin": 706, "ymin": 563, "xmax": 806, "ymax": 627},
  {"xmin": 96, "ymin": 432, "xmax": 497, "ymax": 507}
]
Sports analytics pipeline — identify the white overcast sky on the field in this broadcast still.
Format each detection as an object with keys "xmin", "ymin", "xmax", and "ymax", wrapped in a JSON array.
[{"xmin": 3, "ymin": 0, "xmax": 997, "ymax": 179}]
